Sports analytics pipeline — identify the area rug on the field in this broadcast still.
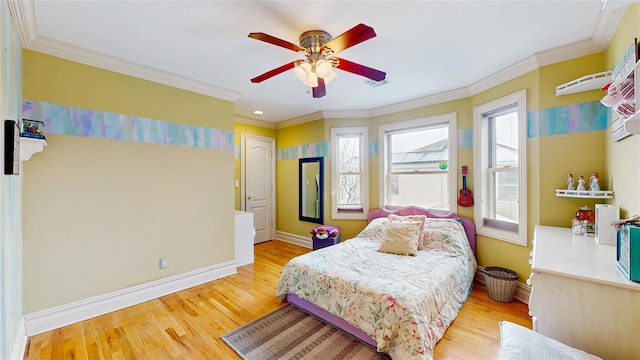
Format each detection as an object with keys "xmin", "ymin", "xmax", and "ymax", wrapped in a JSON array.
[{"xmin": 221, "ymin": 304, "xmax": 390, "ymax": 360}]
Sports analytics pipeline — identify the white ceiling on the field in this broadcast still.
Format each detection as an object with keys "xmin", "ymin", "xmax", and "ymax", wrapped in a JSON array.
[{"xmin": 11, "ymin": 1, "xmax": 638, "ymax": 125}]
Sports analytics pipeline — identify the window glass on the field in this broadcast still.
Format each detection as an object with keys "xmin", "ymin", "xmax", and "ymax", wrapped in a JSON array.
[
  {"xmin": 380, "ymin": 115, "xmax": 456, "ymax": 211},
  {"xmin": 331, "ymin": 128, "xmax": 369, "ymax": 219},
  {"xmin": 473, "ymin": 90, "xmax": 527, "ymax": 246}
]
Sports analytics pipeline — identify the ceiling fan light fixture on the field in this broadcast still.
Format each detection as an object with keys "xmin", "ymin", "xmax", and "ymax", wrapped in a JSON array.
[
  {"xmin": 315, "ymin": 59, "xmax": 334, "ymax": 78},
  {"xmin": 303, "ymin": 71, "xmax": 319, "ymax": 87},
  {"xmin": 323, "ymin": 70, "xmax": 338, "ymax": 85},
  {"xmin": 294, "ymin": 61, "xmax": 312, "ymax": 81}
]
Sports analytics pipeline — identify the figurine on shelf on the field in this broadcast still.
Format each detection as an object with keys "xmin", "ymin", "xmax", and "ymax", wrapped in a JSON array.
[
  {"xmin": 590, "ymin": 172, "xmax": 600, "ymax": 191},
  {"xmin": 576, "ymin": 176, "xmax": 586, "ymax": 191},
  {"xmin": 567, "ymin": 174, "xmax": 575, "ymax": 190}
]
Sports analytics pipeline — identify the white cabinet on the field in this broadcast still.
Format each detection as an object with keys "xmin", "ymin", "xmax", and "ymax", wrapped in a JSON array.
[
  {"xmin": 234, "ymin": 210, "xmax": 255, "ymax": 267},
  {"xmin": 529, "ymin": 226, "xmax": 640, "ymax": 359}
]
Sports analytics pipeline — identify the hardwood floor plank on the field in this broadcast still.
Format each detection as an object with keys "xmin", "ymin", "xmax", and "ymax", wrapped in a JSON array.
[{"xmin": 24, "ymin": 240, "xmax": 531, "ymax": 359}]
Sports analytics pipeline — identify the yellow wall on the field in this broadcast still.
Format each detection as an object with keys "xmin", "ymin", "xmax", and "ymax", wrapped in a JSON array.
[
  {"xmin": 275, "ymin": 120, "xmax": 326, "ymax": 236},
  {"xmin": 606, "ymin": 3, "xmax": 640, "ymax": 218},
  {"xmin": 22, "ymin": 50, "xmax": 235, "ymax": 312}
]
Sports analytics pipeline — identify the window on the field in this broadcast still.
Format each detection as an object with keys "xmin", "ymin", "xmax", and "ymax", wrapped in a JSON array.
[
  {"xmin": 331, "ymin": 127, "xmax": 369, "ymax": 219},
  {"xmin": 379, "ymin": 114, "xmax": 457, "ymax": 211},
  {"xmin": 473, "ymin": 90, "xmax": 527, "ymax": 246}
]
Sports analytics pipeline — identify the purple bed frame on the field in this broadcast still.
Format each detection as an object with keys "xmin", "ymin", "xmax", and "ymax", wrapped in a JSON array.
[
  {"xmin": 287, "ymin": 206, "xmax": 477, "ymax": 349},
  {"xmin": 287, "ymin": 206, "xmax": 476, "ymax": 347}
]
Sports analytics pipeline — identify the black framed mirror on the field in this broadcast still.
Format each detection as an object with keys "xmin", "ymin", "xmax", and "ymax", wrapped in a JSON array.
[{"xmin": 299, "ymin": 157, "xmax": 323, "ymax": 224}]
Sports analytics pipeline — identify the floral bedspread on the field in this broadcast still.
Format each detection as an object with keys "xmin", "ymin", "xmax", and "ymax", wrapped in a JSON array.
[{"xmin": 276, "ymin": 218, "xmax": 477, "ymax": 359}]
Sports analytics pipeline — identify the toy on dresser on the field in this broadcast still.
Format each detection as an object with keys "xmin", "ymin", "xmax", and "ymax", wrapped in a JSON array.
[{"xmin": 572, "ymin": 205, "xmax": 595, "ymax": 235}]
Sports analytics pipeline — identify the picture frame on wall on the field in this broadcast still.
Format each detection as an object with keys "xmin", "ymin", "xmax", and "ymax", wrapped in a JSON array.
[{"xmin": 4, "ymin": 119, "xmax": 20, "ymax": 175}]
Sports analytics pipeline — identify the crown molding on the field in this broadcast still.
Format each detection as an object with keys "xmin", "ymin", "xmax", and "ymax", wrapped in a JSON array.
[
  {"xmin": 275, "ymin": 111, "xmax": 325, "ymax": 129},
  {"xmin": 234, "ymin": 115, "xmax": 276, "ymax": 129},
  {"xmin": 534, "ymin": 38, "xmax": 603, "ymax": 68},
  {"xmin": 11, "ymin": 0, "xmax": 241, "ymax": 102},
  {"xmin": 25, "ymin": 36, "xmax": 242, "ymax": 102},
  {"xmin": 321, "ymin": 110, "xmax": 372, "ymax": 119},
  {"xmin": 7, "ymin": 0, "xmax": 38, "ymax": 46},
  {"xmin": 592, "ymin": 6, "xmax": 627, "ymax": 48},
  {"xmin": 369, "ymin": 87, "xmax": 472, "ymax": 118}
]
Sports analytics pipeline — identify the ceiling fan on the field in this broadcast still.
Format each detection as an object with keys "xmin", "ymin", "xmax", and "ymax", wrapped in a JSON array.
[{"xmin": 248, "ymin": 23, "xmax": 386, "ymax": 98}]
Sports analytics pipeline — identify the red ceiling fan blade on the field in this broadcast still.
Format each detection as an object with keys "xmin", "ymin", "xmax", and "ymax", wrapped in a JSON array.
[
  {"xmin": 312, "ymin": 78, "xmax": 327, "ymax": 98},
  {"xmin": 322, "ymin": 23, "xmax": 377, "ymax": 54},
  {"xmin": 248, "ymin": 32, "xmax": 306, "ymax": 53},
  {"xmin": 250, "ymin": 61, "xmax": 298, "ymax": 83},
  {"xmin": 334, "ymin": 57, "xmax": 386, "ymax": 81}
]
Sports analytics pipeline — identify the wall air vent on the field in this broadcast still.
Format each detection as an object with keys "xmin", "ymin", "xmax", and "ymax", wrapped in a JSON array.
[{"xmin": 364, "ymin": 79, "xmax": 390, "ymax": 88}]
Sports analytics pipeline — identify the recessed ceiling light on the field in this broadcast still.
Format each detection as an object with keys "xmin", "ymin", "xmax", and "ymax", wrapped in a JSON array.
[{"xmin": 253, "ymin": 110, "xmax": 264, "ymax": 115}]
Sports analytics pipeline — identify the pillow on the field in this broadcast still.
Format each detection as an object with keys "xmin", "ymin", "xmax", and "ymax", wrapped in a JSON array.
[
  {"xmin": 388, "ymin": 214, "xmax": 427, "ymax": 249},
  {"xmin": 377, "ymin": 220, "xmax": 421, "ymax": 256},
  {"xmin": 499, "ymin": 321, "xmax": 602, "ymax": 360},
  {"xmin": 357, "ymin": 218, "xmax": 387, "ymax": 241},
  {"xmin": 422, "ymin": 228, "xmax": 453, "ymax": 251}
]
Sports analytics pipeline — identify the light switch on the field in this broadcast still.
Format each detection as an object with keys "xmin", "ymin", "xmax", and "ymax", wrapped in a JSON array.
[{"xmin": 234, "ymin": 180, "xmax": 239, "ymax": 188}]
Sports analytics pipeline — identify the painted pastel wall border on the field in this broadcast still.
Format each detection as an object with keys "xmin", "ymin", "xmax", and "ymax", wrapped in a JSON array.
[
  {"xmin": 276, "ymin": 142, "xmax": 329, "ymax": 161},
  {"xmin": 22, "ymin": 100, "xmax": 234, "ymax": 151},
  {"xmin": 528, "ymin": 100, "xmax": 609, "ymax": 138},
  {"xmin": 458, "ymin": 128, "xmax": 473, "ymax": 149}
]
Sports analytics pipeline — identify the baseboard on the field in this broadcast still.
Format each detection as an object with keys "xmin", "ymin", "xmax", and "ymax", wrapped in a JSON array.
[
  {"xmin": 475, "ymin": 266, "xmax": 531, "ymax": 304},
  {"xmin": 276, "ymin": 230, "xmax": 312, "ymax": 248},
  {"xmin": 9, "ymin": 319, "xmax": 27, "ymax": 360},
  {"xmin": 24, "ymin": 261, "xmax": 237, "ymax": 336}
]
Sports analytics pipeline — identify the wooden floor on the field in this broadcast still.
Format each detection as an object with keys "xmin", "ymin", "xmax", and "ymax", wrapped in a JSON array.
[{"xmin": 25, "ymin": 240, "xmax": 531, "ymax": 359}]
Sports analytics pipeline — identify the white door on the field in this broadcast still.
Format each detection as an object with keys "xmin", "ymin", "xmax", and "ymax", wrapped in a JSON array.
[{"xmin": 242, "ymin": 135, "xmax": 275, "ymax": 243}]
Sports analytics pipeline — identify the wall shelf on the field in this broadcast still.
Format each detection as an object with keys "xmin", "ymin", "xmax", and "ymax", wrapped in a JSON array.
[
  {"xmin": 555, "ymin": 189, "xmax": 614, "ymax": 199},
  {"xmin": 555, "ymin": 71, "xmax": 612, "ymax": 96},
  {"xmin": 20, "ymin": 136, "xmax": 47, "ymax": 161}
]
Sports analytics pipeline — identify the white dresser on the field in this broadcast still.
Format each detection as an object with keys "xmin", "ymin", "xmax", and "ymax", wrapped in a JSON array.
[
  {"xmin": 529, "ymin": 225, "xmax": 640, "ymax": 359},
  {"xmin": 234, "ymin": 210, "xmax": 255, "ymax": 267}
]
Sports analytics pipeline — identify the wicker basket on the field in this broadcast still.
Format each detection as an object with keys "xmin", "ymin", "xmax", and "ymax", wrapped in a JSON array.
[{"xmin": 484, "ymin": 266, "xmax": 519, "ymax": 303}]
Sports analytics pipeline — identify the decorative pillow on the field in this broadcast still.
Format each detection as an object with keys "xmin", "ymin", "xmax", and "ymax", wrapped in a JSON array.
[
  {"xmin": 499, "ymin": 321, "xmax": 602, "ymax": 360},
  {"xmin": 357, "ymin": 218, "xmax": 387, "ymax": 242},
  {"xmin": 388, "ymin": 214, "xmax": 427, "ymax": 249},
  {"xmin": 377, "ymin": 220, "xmax": 421, "ymax": 256},
  {"xmin": 422, "ymin": 228, "xmax": 453, "ymax": 251}
]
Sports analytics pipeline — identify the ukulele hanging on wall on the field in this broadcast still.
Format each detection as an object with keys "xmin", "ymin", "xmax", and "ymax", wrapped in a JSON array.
[{"xmin": 457, "ymin": 165, "xmax": 473, "ymax": 207}]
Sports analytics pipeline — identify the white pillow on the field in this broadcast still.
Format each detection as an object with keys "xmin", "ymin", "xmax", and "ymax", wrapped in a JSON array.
[
  {"xmin": 387, "ymin": 214, "xmax": 427, "ymax": 249},
  {"xmin": 499, "ymin": 321, "xmax": 602, "ymax": 360},
  {"xmin": 377, "ymin": 220, "xmax": 421, "ymax": 256}
]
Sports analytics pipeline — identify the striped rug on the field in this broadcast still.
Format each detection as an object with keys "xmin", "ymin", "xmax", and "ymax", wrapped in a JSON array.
[{"xmin": 221, "ymin": 304, "xmax": 390, "ymax": 360}]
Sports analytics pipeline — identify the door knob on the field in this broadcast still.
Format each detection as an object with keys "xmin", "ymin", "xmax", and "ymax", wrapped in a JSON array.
[{"xmin": 247, "ymin": 195, "xmax": 252, "ymax": 200}]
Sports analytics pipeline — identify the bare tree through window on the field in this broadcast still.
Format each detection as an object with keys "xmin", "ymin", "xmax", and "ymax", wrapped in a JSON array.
[{"xmin": 338, "ymin": 137, "xmax": 361, "ymax": 206}]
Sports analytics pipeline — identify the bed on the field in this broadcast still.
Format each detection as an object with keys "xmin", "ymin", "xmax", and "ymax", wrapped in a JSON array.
[{"xmin": 276, "ymin": 206, "xmax": 477, "ymax": 359}]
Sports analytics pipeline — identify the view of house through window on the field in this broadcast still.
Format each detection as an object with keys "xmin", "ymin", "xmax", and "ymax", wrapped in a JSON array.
[
  {"xmin": 380, "ymin": 114, "xmax": 456, "ymax": 211},
  {"xmin": 489, "ymin": 108, "xmax": 519, "ymax": 225},
  {"xmin": 473, "ymin": 89, "xmax": 527, "ymax": 246}
]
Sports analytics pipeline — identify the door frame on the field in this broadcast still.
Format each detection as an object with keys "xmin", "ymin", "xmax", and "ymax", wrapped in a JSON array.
[{"xmin": 240, "ymin": 134, "xmax": 276, "ymax": 240}]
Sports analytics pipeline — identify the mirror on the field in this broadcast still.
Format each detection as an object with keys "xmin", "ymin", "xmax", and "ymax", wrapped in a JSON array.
[{"xmin": 299, "ymin": 157, "xmax": 323, "ymax": 224}]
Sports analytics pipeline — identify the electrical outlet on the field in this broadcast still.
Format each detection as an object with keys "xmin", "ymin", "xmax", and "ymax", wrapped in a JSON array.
[{"xmin": 159, "ymin": 257, "xmax": 168, "ymax": 269}]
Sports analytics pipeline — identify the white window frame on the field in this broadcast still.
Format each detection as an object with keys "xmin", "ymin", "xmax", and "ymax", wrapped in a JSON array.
[
  {"xmin": 378, "ymin": 113, "xmax": 457, "ymax": 212},
  {"xmin": 331, "ymin": 127, "xmax": 369, "ymax": 220},
  {"xmin": 473, "ymin": 90, "xmax": 527, "ymax": 246}
]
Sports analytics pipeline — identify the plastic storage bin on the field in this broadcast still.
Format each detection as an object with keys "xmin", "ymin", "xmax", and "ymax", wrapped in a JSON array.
[
  {"xmin": 485, "ymin": 266, "xmax": 519, "ymax": 302},
  {"xmin": 311, "ymin": 226, "xmax": 340, "ymax": 250}
]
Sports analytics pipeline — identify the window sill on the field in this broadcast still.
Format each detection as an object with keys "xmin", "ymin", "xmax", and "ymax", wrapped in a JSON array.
[{"xmin": 477, "ymin": 226, "xmax": 527, "ymax": 246}]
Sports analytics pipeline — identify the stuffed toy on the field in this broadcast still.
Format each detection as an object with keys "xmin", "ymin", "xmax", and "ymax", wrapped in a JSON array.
[{"xmin": 310, "ymin": 227, "xmax": 339, "ymax": 240}]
